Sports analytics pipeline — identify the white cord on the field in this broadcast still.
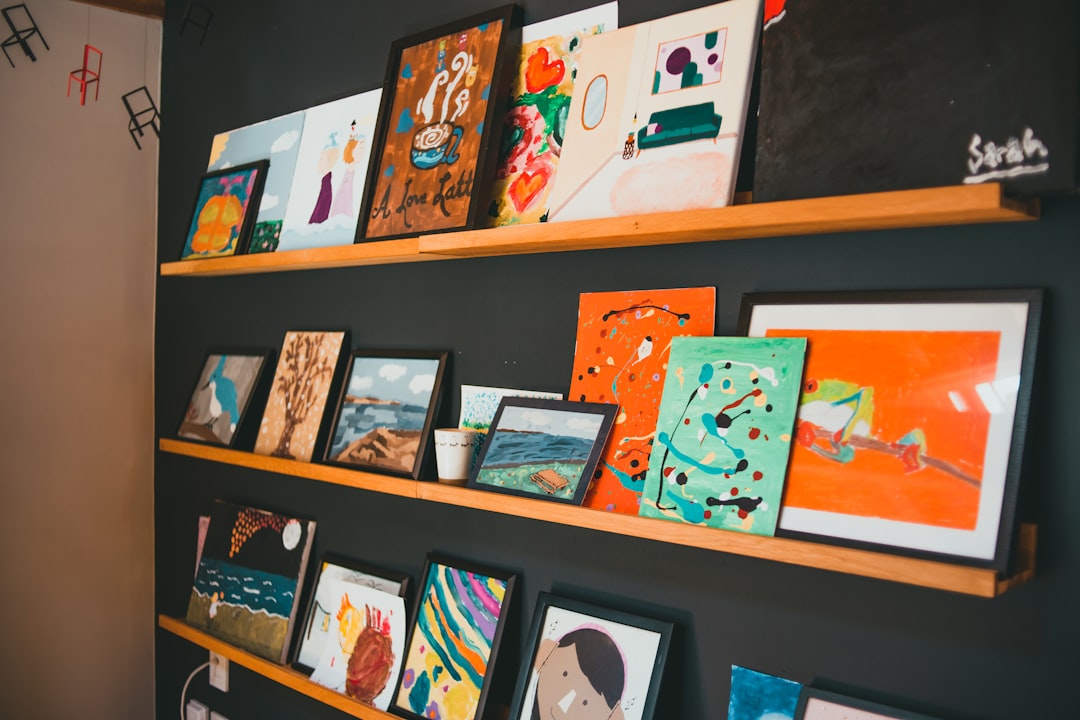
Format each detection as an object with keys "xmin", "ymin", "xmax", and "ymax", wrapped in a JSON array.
[{"xmin": 180, "ymin": 661, "xmax": 211, "ymax": 720}]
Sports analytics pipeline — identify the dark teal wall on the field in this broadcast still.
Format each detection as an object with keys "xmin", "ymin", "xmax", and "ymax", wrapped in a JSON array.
[{"xmin": 155, "ymin": 2, "xmax": 1080, "ymax": 718}]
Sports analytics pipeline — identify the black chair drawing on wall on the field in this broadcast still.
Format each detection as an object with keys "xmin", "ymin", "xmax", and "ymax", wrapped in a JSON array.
[
  {"xmin": 179, "ymin": 2, "xmax": 213, "ymax": 45},
  {"xmin": 122, "ymin": 86, "xmax": 160, "ymax": 150},
  {"xmin": 2, "ymin": 3, "xmax": 49, "ymax": 67}
]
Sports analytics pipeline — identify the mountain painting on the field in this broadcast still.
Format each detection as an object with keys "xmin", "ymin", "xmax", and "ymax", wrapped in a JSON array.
[
  {"xmin": 325, "ymin": 352, "xmax": 446, "ymax": 479},
  {"xmin": 468, "ymin": 398, "xmax": 618, "ymax": 505},
  {"xmin": 185, "ymin": 500, "xmax": 316, "ymax": 664}
]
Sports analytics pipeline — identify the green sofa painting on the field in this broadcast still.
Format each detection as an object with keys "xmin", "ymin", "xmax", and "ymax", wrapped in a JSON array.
[{"xmin": 637, "ymin": 102, "xmax": 722, "ymax": 153}]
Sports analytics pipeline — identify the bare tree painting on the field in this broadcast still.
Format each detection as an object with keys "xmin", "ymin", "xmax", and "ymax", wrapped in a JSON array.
[{"xmin": 254, "ymin": 331, "xmax": 345, "ymax": 461}]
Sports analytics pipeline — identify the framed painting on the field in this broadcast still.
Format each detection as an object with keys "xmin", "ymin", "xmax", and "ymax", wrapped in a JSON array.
[
  {"xmin": 279, "ymin": 89, "xmax": 383, "ymax": 251},
  {"xmin": 185, "ymin": 499, "xmax": 316, "ymax": 664},
  {"xmin": 739, "ymin": 289, "xmax": 1043, "ymax": 570},
  {"xmin": 254, "ymin": 331, "xmax": 347, "ymax": 462},
  {"xmin": 568, "ymin": 287, "xmax": 716, "ymax": 515},
  {"xmin": 358, "ymin": 5, "xmax": 523, "ymax": 240},
  {"xmin": 753, "ymin": 1, "xmax": 1079, "ymax": 202},
  {"xmin": 177, "ymin": 349, "xmax": 273, "ymax": 448},
  {"xmin": 179, "ymin": 160, "xmax": 269, "ymax": 260},
  {"xmin": 486, "ymin": 2, "xmax": 618, "ymax": 226},
  {"xmin": 323, "ymin": 350, "xmax": 447, "ymax": 479},
  {"xmin": 458, "ymin": 384, "xmax": 563, "ymax": 433},
  {"xmin": 638, "ymin": 336, "xmax": 806, "ymax": 536},
  {"xmin": 293, "ymin": 554, "xmax": 410, "ymax": 710},
  {"xmin": 391, "ymin": 553, "xmax": 516, "ymax": 720},
  {"xmin": 507, "ymin": 592, "xmax": 673, "ymax": 720},
  {"xmin": 467, "ymin": 397, "xmax": 618, "ymax": 505},
  {"xmin": 206, "ymin": 110, "xmax": 305, "ymax": 254},
  {"xmin": 727, "ymin": 665, "xmax": 802, "ymax": 720},
  {"xmin": 794, "ymin": 687, "xmax": 943, "ymax": 720},
  {"xmin": 546, "ymin": 0, "xmax": 762, "ymax": 221}
]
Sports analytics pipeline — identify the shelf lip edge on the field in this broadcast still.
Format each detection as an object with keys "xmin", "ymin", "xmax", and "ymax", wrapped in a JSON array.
[{"xmin": 157, "ymin": 438, "xmax": 1034, "ymax": 598}]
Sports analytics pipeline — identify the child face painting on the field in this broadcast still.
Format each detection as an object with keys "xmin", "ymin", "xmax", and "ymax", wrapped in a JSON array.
[{"xmin": 531, "ymin": 629, "xmax": 625, "ymax": 720}]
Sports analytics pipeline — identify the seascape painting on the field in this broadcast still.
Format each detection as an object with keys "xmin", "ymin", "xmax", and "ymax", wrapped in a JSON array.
[
  {"xmin": 468, "ymin": 398, "xmax": 617, "ymax": 505},
  {"xmin": 185, "ymin": 500, "xmax": 316, "ymax": 663},
  {"xmin": 325, "ymin": 352, "xmax": 446, "ymax": 478},
  {"xmin": 639, "ymin": 336, "xmax": 806, "ymax": 536},
  {"xmin": 569, "ymin": 287, "xmax": 716, "ymax": 515}
]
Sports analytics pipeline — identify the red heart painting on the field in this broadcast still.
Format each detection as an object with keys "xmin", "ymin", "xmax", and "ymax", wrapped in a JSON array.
[{"xmin": 524, "ymin": 46, "xmax": 565, "ymax": 94}]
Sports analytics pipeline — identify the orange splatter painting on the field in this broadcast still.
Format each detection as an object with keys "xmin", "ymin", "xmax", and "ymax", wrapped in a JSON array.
[{"xmin": 766, "ymin": 328, "xmax": 999, "ymax": 529}]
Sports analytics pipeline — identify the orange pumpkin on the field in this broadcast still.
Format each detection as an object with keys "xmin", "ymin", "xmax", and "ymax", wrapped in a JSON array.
[{"xmin": 191, "ymin": 193, "xmax": 244, "ymax": 254}]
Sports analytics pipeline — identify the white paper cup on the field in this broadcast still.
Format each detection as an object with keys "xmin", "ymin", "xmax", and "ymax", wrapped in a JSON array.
[{"xmin": 433, "ymin": 428, "xmax": 481, "ymax": 485}]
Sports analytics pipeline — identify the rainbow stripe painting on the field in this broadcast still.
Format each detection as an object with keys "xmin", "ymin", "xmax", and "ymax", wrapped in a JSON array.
[{"xmin": 392, "ymin": 555, "xmax": 515, "ymax": 720}]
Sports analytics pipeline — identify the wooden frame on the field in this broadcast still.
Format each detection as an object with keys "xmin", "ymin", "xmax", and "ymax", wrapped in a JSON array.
[
  {"xmin": 467, "ymin": 397, "xmax": 618, "ymax": 505},
  {"xmin": 739, "ymin": 288, "xmax": 1042, "ymax": 572},
  {"xmin": 322, "ymin": 350, "xmax": 447, "ymax": 480},
  {"xmin": 357, "ymin": 4, "xmax": 523, "ymax": 241},
  {"xmin": 176, "ymin": 348, "xmax": 273, "ymax": 449},
  {"xmin": 794, "ymin": 687, "xmax": 943, "ymax": 720},
  {"xmin": 390, "ymin": 553, "xmax": 516, "ymax": 720},
  {"xmin": 507, "ymin": 592, "xmax": 673, "ymax": 720},
  {"xmin": 180, "ymin": 160, "xmax": 269, "ymax": 260},
  {"xmin": 292, "ymin": 553, "xmax": 411, "ymax": 710}
]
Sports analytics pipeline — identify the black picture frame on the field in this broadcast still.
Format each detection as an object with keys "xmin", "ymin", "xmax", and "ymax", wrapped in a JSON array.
[
  {"xmin": 737, "ymin": 288, "xmax": 1043, "ymax": 572},
  {"xmin": 507, "ymin": 591, "xmax": 674, "ymax": 720},
  {"xmin": 467, "ymin": 397, "xmax": 619, "ymax": 505},
  {"xmin": 291, "ymin": 553, "xmax": 411, "ymax": 677},
  {"xmin": 322, "ymin": 349, "xmax": 448, "ymax": 480},
  {"xmin": 356, "ymin": 4, "xmax": 523, "ymax": 241},
  {"xmin": 390, "ymin": 552, "xmax": 516, "ymax": 720},
  {"xmin": 176, "ymin": 348, "xmax": 274, "ymax": 449},
  {"xmin": 179, "ymin": 159, "xmax": 269, "ymax": 260},
  {"xmin": 794, "ymin": 687, "xmax": 944, "ymax": 720}
]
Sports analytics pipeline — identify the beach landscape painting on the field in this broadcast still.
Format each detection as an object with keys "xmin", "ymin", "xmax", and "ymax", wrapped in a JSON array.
[
  {"xmin": 185, "ymin": 500, "xmax": 316, "ymax": 664},
  {"xmin": 468, "ymin": 398, "xmax": 617, "ymax": 505},
  {"xmin": 325, "ymin": 351, "xmax": 447, "ymax": 479}
]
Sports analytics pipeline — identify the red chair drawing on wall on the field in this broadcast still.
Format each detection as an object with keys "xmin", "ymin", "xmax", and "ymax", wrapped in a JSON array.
[{"xmin": 68, "ymin": 44, "xmax": 102, "ymax": 106}]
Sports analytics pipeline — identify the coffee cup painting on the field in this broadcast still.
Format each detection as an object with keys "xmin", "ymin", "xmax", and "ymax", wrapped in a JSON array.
[{"xmin": 360, "ymin": 6, "xmax": 521, "ymax": 239}]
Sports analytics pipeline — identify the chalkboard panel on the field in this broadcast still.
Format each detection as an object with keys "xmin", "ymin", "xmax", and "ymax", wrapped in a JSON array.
[{"xmin": 753, "ymin": 0, "xmax": 1079, "ymax": 201}]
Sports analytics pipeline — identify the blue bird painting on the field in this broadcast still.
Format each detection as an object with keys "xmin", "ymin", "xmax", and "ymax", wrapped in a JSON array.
[
  {"xmin": 204, "ymin": 355, "xmax": 240, "ymax": 435},
  {"xmin": 180, "ymin": 354, "xmax": 267, "ymax": 446}
]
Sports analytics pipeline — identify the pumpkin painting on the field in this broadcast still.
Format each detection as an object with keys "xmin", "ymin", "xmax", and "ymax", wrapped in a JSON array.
[{"xmin": 181, "ymin": 160, "xmax": 268, "ymax": 260}]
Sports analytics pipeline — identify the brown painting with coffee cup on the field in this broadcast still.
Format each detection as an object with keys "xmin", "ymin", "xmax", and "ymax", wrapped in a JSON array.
[{"xmin": 359, "ymin": 5, "xmax": 523, "ymax": 240}]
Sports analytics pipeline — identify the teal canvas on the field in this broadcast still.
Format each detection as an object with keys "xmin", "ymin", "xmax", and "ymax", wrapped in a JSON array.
[
  {"xmin": 727, "ymin": 665, "xmax": 801, "ymax": 720},
  {"xmin": 639, "ymin": 336, "xmax": 806, "ymax": 536}
]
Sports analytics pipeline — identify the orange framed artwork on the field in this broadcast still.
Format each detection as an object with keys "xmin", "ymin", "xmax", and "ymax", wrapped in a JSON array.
[
  {"xmin": 358, "ymin": 5, "xmax": 522, "ymax": 240},
  {"xmin": 739, "ymin": 289, "xmax": 1042, "ymax": 571}
]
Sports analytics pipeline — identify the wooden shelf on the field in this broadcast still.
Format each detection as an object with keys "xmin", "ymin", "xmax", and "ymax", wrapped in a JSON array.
[
  {"xmin": 159, "ymin": 439, "xmax": 1035, "ymax": 597},
  {"xmin": 158, "ymin": 615, "xmax": 394, "ymax": 719},
  {"xmin": 158, "ymin": 184, "xmax": 1038, "ymax": 277},
  {"xmin": 159, "ymin": 237, "xmax": 439, "ymax": 277}
]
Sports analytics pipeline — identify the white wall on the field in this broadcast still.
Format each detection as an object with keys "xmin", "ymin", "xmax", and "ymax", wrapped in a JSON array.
[{"xmin": 0, "ymin": 1, "xmax": 158, "ymax": 716}]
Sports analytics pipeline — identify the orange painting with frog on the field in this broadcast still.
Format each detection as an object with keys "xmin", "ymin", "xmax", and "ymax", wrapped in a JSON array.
[{"xmin": 766, "ymin": 328, "xmax": 999, "ymax": 529}]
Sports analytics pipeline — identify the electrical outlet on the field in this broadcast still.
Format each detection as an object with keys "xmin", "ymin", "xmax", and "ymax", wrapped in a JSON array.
[
  {"xmin": 210, "ymin": 712, "xmax": 230, "ymax": 720},
  {"xmin": 185, "ymin": 699, "xmax": 209, "ymax": 720},
  {"xmin": 209, "ymin": 651, "xmax": 229, "ymax": 692}
]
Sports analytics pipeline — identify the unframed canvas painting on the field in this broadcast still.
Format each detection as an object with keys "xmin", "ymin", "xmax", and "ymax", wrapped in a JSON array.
[
  {"xmin": 178, "ymin": 353, "xmax": 267, "ymax": 446},
  {"xmin": 279, "ymin": 90, "xmax": 382, "ymax": 251},
  {"xmin": 546, "ymin": 0, "xmax": 762, "ymax": 222},
  {"xmin": 487, "ymin": 2, "xmax": 618, "ymax": 226},
  {"xmin": 569, "ymin": 287, "xmax": 716, "ymax": 515},
  {"xmin": 458, "ymin": 384, "xmax": 563, "ymax": 432},
  {"xmin": 206, "ymin": 111, "xmax": 305, "ymax": 253},
  {"xmin": 639, "ymin": 336, "xmax": 806, "ymax": 536},
  {"xmin": 186, "ymin": 500, "xmax": 315, "ymax": 663},
  {"xmin": 254, "ymin": 331, "xmax": 345, "ymax": 461}
]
